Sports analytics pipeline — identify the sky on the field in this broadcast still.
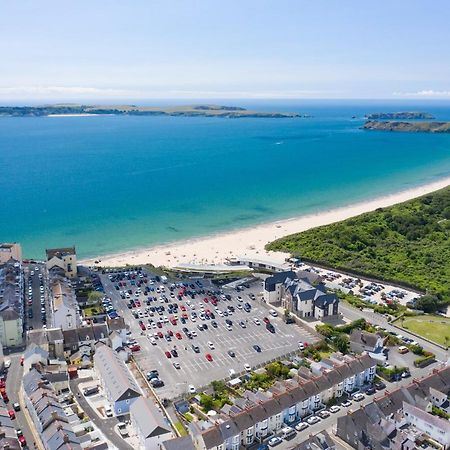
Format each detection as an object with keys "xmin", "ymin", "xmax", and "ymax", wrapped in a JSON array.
[{"xmin": 1, "ymin": 0, "xmax": 450, "ymax": 101}]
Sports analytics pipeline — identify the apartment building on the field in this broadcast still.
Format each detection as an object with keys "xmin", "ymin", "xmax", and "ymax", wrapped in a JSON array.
[
  {"xmin": 0, "ymin": 258, "xmax": 24, "ymax": 347},
  {"xmin": 46, "ymin": 247, "xmax": 77, "ymax": 278},
  {"xmin": 192, "ymin": 353, "xmax": 376, "ymax": 449},
  {"xmin": 263, "ymin": 271, "xmax": 339, "ymax": 320},
  {"xmin": 336, "ymin": 365, "xmax": 450, "ymax": 450}
]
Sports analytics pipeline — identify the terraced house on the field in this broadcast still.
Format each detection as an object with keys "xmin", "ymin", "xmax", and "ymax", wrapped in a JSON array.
[
  {"xmin": 192, "ymin": 353, "xmax": 376, "ymax": 449},
  {"xmin": 0, "ymin": 258, "xmax": 24, "ymax": 347}
]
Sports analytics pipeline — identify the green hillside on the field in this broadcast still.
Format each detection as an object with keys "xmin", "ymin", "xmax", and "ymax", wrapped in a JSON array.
[{"xmin": 267, "ymin": 186, "xmax": 450, "ymax": 305}]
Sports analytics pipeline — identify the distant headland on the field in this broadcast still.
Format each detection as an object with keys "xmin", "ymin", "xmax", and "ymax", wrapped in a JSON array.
[
  {"xmin": 0, "ymin": 104, "xmax": 300, "ymax": 118},
  {"xmin": 365, "ymin": 111, "xmax": 435, "ymax": 120},
  {"xmin": 362, "ymin": 120, "xmax": 450, "ymax": 133}
]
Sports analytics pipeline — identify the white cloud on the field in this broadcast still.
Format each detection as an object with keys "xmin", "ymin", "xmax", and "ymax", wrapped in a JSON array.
[
  {"xmin": 393, "ymin": 89, "xmax": 450, "ymax": 98},
  {"xmin": 0, "ymin": 85, "xmax": 339, "ymax": 100}
]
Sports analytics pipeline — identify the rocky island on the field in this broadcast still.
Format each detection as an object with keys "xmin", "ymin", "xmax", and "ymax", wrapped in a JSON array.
[
  {"xmin": 365, "ymin": 111, "xmax": 435, "ymax": 120},
  {"xmin": 0, "ymin": 104, "xmax": 300, "ymax": 118},
  {"xmin": 362, "ymin": 121, "xmax": 450, "ymax": 133}
]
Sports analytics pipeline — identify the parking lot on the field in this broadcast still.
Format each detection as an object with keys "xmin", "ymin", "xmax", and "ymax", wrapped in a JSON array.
[{"xmin": 100, "ymin": 270, "xmax": 318, "ymax": 400}]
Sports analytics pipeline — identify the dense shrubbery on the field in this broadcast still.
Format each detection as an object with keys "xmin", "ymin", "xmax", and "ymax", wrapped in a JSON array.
[{"xmin": 267, "ymin": 187, "xmax": 450, "ymax": 304}]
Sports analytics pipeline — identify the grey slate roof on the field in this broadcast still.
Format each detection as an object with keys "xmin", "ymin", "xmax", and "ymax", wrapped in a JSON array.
[
  {"xmin": 130, "ymin": 397, "xmax": 171, "ymax": 438},
  {"xmin": 264, "ymin": 271, "xmax": 296, "ymax": 292},
  {"xmin": 161, "ymin": 436, "xmax": 195, "ymax": 450},
  {"xmin": 24, "ymin": 343, "xmax": 49, "ymax": 361},
  {"xmin": 94, "ymin": 344, "xmax": 140, "ymax": 402}
]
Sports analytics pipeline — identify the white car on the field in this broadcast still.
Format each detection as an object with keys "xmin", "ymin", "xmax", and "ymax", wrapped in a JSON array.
[
  {"xmin": 352, "ymin": 393, "xmax": 365, "ymax": 401},
  {"xmin": 306, "ymin": 416, "xmax": 320, "ymax": 425},
  {"xmin": 208, "ymin": 341, "xmax": 215, "ymax": 349},
  {"xmin": 295, "ymin": 422, "xmax": 309, "ymax": 431},
  {"xmin": 329, "ymin": 405, "xmax": 340, "ymax": 413},
  {"xmin": 253, "ymin": 318, "xmax": 261, "ymax": 325},
  {"xmin": 105, "ymin": 408, "xmax": 113, "ymax": 417},
  {"xmin": 150, "ymin": 338, "xmax": 157, "ymax": 345},
  {"xmin": 173, "ymin": 362, "xmax": 181, "ymax": 369},
  {"xmin": 188, "ymin": 385, "xmax": 196, "ymax": 394},
  {"xmin": 244, "ymin": 363, "xmax": 251, "ymax": 372},
  {"xmin": 191, "ymin": 330, "xmax": 198, "ymax": 337},
  {"xmin": 226, "ymin": 324, "xmax": 232, "ymax": 331}
]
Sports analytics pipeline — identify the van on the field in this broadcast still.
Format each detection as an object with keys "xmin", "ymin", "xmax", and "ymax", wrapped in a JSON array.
[
  {"xmin": 280, "ymin": 426, "xmax": 296, "ymax": 439},
  {"xmin": 398, "ymin": 346, "xmax": 409, "ymax": 354},
  {"xmin": 83, "ymin": 386, "xmax": 99, "ymax": 396}
]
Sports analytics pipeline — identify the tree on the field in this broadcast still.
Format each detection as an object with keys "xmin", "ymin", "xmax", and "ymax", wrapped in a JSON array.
[
  {"xmin": 87, "ymin": 290, "xmax": 103, "ymax": 305},
  {"xmin": 415, "ymin": 294, "xmax": 441, "ymax": 313},
  {"xmin": 335, "ymin": 335, "xmax": 350, "ymax": 354},
  {"xmin": 199, "ymin": 393, "xmax": 214, "ymax": 411}
]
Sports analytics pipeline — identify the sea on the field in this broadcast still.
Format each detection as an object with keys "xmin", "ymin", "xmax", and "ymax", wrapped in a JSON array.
[{"xmin": 1, "ymin": 99, "xmax": 450, "ymax": 260}]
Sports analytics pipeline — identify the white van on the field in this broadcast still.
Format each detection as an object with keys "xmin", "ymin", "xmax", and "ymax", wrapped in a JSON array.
[{"xmin": 281, "ymin": 426, "xmax": 296, "ymax": 439}]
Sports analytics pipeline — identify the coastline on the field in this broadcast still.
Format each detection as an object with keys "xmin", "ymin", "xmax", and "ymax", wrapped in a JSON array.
[{"xmin": 80, "ymin": 176, "xmax": 450, "ymax": 269}]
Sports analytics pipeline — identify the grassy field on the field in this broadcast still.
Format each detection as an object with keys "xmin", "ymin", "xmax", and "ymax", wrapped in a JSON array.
[{"xmin": 400, "ymin": 315, "xmax": 450, "ymax": 346}]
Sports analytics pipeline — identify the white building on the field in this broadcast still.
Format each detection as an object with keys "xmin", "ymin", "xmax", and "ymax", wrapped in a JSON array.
[
  {"xmin": 50, "ymin": 277, "xmax": 79, "ymax": 330},
  {"xmin": 93, "ymin": 343, "xmax": 141, "ymax": 415},
  {"xmin": 130, "ymin": 397, "xmax": 173, "ymax": 449},
  {"xmin": 194, "ymin": 353, "xmax": 376, "ymax": 449},
  {"xmin": 403, "ymin": 402, "xmax": 450, "ymax": 447}
]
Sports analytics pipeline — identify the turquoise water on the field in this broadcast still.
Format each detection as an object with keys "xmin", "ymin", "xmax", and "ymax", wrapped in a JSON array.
[{"xmin": 1, "ymin": 100, "xmax": 450, "ymax": 259}]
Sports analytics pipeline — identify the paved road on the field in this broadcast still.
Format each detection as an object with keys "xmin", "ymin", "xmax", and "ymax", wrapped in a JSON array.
[
  {"xmin": 70, "ymin": 377, "xmax": 132, "ymax": 450},
  {"xmin": 6, "ymin": 354, "xmax": 35, "ymax": 449},
  {"xmin": 340, "ymin": 303, "xmax": 449, "ymax": 362}
]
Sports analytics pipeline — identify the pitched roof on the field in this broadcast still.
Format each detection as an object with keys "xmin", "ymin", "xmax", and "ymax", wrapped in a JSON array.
[
  {"xmin": 130, "ymin": 397, "xmax": 171, "ymax": 438},
  {"xmin": 46, "ymin": 247, "xmax": 76, "ymax": 260},
  {"xmin": 161, "ymin": 436, "xmax": 195, "ymax": 450},
  {"xmin": 93, "ymin": 344, "xmax": 140, "ymax": 402},
  {"xmin": 264, "ymin": 271, "xmax": 296, "ymax": 292}
]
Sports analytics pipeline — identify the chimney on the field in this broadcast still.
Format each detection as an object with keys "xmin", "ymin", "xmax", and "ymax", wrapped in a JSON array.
[{"xmin": 63, "ymin": 434, "xmax": 69, "ymax": 443}]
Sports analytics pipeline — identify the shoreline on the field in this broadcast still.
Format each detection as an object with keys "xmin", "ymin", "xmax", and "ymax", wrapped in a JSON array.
[{"xmin": 80, "ymin": 176, "xmax": 450, "ymax": 269}]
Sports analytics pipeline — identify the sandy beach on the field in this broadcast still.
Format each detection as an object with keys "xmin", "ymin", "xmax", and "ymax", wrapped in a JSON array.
[{"xmin": 81, "ymin": 177, "xmax": 450, "ymax": 269}]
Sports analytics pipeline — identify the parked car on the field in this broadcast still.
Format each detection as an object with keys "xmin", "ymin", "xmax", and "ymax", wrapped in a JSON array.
[
  {"xmin": 268, "ymin": 436, "xmax": 282, "ymax": 447},
  {"xmin": 318, "ymin": 410, "xmax": 330, "ymax": 419},
  {"xmin": 295, "ymin": 422, "xmax": 309, "ymax": 431},
  {"xmin": 306, "ymin": 416, "xmax": 320, "ymax": 425},
  {"xmin": 329, "ymin": 405, "xmax": 340, "ymax": 413}
]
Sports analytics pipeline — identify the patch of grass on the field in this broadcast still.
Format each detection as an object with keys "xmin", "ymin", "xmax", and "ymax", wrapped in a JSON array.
[
  {"xmin": 401, "ymin": 315, "xmax": 450, "ymax": 347},
  {"xmin": 82, "ymin": 305, "xmax": 104, "ymax": 317},
  {"xmin": 174, "ymin": 421, "xmax": 188, "ymax": 436}
]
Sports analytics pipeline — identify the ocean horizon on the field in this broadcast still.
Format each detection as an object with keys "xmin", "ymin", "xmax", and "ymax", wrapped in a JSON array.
[{"xmin": 2, "ymin": 99, "xmax": 450, "ymax": 260}]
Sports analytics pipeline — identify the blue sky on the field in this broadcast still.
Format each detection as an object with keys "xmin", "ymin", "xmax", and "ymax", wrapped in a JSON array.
[{"xmin": 1, "ymin": 0, "xmax": 449, "ymax": 101}]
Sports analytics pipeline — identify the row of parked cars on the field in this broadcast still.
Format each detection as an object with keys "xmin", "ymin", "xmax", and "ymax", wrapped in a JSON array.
[{"xmin": 262, "ymin": 386, "xmax": 386, "ymax": 447}]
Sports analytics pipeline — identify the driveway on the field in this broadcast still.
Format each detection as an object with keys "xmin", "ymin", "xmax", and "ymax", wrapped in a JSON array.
[{"xmin": 70, "ymin": 377, "xmax": 133, "ymax": 450}]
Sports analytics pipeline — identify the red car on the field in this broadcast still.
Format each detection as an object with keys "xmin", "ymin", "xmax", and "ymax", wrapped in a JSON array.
[
  {"xmin": 203, "ymin": 298, "xmax": 209, "ymax": 303},
  {"xmin": 175, "ymin": 332, "xmax": 182, "ymax": 340},
  {"xmin": 168, "ymin": 329, "xmax": 173, "ymax": 336},
  {"xmin": 180, "ymin": 305, "xmax": 186, "ymax": 311},
  {"xmin": 182, "ymin": 313, "xmax": 188, "ymax": 319},
  {"xmin": 263, "ymin": 317, "xmax": 270, "ymax": 324},
  {"xmin": 170, "ymin": 318, "xmax": 177, "ymax": 325},
  {"xmin": 139, "ymin": 323, "xmax": 146, "ymax": 331},
  {"xmin": 157, "ymin": 331, "xmax": 163, "ymax": 338},
  {"xmin": 18, "ymin": 435, "xmax": 26, "ymax": 448},
  {"xmin": 0, "ymin": 380, "xmax": 5, "ymax": 389},
  {"xmin": 7, "ymin": 410, "xmax": 15, "ymax": 419},
  {"xmin": 165, "ymin": 351, "xmax": 172, "ymax": 359},
  {"xmin": 205, "ymin": 353, "xmax": 213, "ymax": 362},
  {"xmin": 130, "ymin": 344, "xmax": 141, "ymax": 352}
]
